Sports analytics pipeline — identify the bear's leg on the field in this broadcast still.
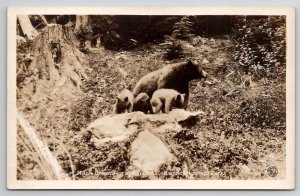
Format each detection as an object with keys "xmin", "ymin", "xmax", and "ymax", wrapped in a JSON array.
[
  {"xmin": 164, "ymin": 98, "xmax": 173, "ymax": 113},
  {"xmin": 183, "ymin": 93, "xmax": 189, "ymax": 109},
  {"xmin": 148, "ymin": 105, "xmax": 154, "ymax": 114},
  {"xmin": 152, "ymin": 100, "xmax": 162, "ymax": 114},
  {"xmin": 176, "ymin": 84, "xmax": 189, "ymax": 109},
  {"xmin": 112, "ymin": 104, "xmax": 118, "ymax": 114},
  {"xmin": 113, "ymin": 101, "xmax": 121, "ymax": 114},
  {"xmin": 152, "ymin": 106, "xmax": 159, "ymax": 114},
  {"xmin": 182, "ymin": 86, "xmax": 189, "ymax": 109},
  {"xmin": 127, "ymin": 104, "xmax": 133, "ymax": 113},
  {"xmin": 129, "ymin": 101, "xmax": 134, "ymax": 112}
]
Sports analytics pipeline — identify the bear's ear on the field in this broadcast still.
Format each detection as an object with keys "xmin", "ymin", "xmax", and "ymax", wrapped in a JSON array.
[
  {"xmin": 124, "ymin": 97, "xmax": 129, "ymax": 102},
  {"xmin": 187, "ymin": 59, "xmax": 193, "ymax": 66},
  {"xmin": 187, "ymin": 59, "xmax": 198, "ymax": 66}
]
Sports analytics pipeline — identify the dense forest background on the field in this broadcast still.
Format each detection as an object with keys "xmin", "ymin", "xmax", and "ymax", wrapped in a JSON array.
[{"xmin": 16, "ymin": 15, "xmax": 286, "ymax": 180}]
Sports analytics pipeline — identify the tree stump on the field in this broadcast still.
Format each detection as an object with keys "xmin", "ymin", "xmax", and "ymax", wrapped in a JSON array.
[{"xmin": 29, "ymin": 24, "xmax": 87, "ymax": 94}]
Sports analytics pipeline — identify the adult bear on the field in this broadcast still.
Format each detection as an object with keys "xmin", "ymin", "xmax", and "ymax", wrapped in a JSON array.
[{"xmin": 132, "ymin": 60, "xmax": 207, "ymax": 109}]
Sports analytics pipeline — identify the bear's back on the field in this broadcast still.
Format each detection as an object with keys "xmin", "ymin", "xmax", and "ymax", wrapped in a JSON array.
[
  {"xmin": 133, "ymin": 60, "xmax": 203, "ymax": 98},
  {"xmin": 132, "ymin": 69, "xmax": 161, "ymax": 97},
  {"xmin": 153, "ymin": 88, "xmax": 179, "ymax": 100}
]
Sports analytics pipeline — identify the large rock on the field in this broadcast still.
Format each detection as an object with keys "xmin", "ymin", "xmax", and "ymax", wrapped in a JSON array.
[
  {"xmin": 87, "ymin": 109, "xmax": 202, "ymax": 144},
  {"xmin": 130, "ymin": 130, "xmax": 175, "ymax": 174},
  {"xmin": 87, "ymin": 109, "xmax": 203, "ymax": 139},
  {"xmin": 88, "ymin": 112, "xmax": 138, "ymax": 138},
  {"xmin": 129, "ymin": 109, "xmax": 203, "ymax": 124},
  {"xmin": 87, "ymin": 112, "xmax": 142, "ymax": 146},
  {"xmin": 85, "ymin": 109, "xmax": 203, "ymax": 177}
]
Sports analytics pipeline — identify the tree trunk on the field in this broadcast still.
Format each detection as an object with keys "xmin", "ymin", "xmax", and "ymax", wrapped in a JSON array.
[
  {"xmin": 75, "ymin": 15, "xmax": 91, "ymax": 49},
  {"xmin": 17, "ymin": 15, "xmax": 38, "ymax": 39},
  {"xmin": 16, "ymin": 19, "xmax": 23, "ymax": 36},
  {"xmin": 29, "ymin": 24, "xmax": 87, "ymax": 95},
  {"xmin": 75, "ymin": 15, "xmax": 91, "ymax": 32},
  {"xmin": 40, "ymin": 15, "xmax": 48, "ymax": 26}
]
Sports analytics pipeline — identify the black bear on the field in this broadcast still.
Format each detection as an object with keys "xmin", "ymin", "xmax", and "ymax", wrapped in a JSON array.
[
  {"xmin": 132, "ymin": 60, "xmax": 207, "ymax": 108},
  {"xmin": 133, "ymin": 93, "xmax": 153, "ymax": 114},
  {"xmin": 150, "ymin": 89, "xmax": 185, "ymax": 114},
  {"xmin": 113, "ymin": 89, "xmax": 134, "ymax": 114}
]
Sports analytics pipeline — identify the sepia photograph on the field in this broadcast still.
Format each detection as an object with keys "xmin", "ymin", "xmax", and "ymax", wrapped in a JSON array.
[{"xmin": 7, "ymin": 7, "xmax": 295, "ymax": 189}]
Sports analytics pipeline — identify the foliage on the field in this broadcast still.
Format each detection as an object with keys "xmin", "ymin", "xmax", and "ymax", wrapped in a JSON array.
[
  {"xmin": 16, "ymin": 39, "xmax": 33, "ymax": 88},
  {"xmin": 191, "ymin": 16, "xmax": 235, "ymax": 37},
  {"xmin": 236, "ymin": 94, "xmax": 286, "ymax": 130},
  {"xmin": 68, "ymin": 96, "xmax": 95, "ymax": 132},
  {"xmin": 90, "ymin": 16, "xmax": 181, "ymax": 50},
  {"xmin": 232, "ymin": 16, "xmax": 286, "ymax": 80},
  {"xmin": 75, "ymin": 26, "xmax": 93, "ymax": 49},
  {"xmin": 28, "ymin": 15, "xmax": 47, "ymax": 29},
  {"xmin": 172, "ymin": 16, "xmax": 194, "ymax": 40},
  {"xmin": 44, "ymin": 15, "xmax": 75, "ymax": 24},
  {"xmin": 163, "ymin": 36, "xmax": 184, "ymax": 60},
  {"xmin": 161, "ymin": 16, "xmax": 194, "ymax": 60}
]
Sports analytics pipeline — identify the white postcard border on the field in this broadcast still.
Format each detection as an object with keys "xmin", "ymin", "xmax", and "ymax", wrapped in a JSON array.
[{"xmin": 7, "ymin": 6, "xmax": 295, "ymax": 189}]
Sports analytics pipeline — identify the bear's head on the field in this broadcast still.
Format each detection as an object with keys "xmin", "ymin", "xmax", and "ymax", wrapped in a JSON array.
[
  {"xmin": 187, "ymin": 60, "xmax": 208, "ymax": 79},
  {"xmin": 174, "ymin": 93, "xmax": 186, "ymax": 108},
  {"xmin": 116, "ymin": 89, "xmax": 132, "ymax": 108},
  {"xmin": 116, "ymin": 96, "xmax": 129, "ymax": 109},
  {"xmin": 134, "ymin": 93, "xmax": 150, "ymax": 108},
  {"xmin": 135, "ymin": 93, "xmax": 150, "ymax": 103}
]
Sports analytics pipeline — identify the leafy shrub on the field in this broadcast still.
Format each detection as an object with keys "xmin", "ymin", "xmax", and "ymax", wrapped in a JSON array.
[
  {"xmin": 16, "ymin": 39, "xmax": 33, "ymax": 88},
  {"xmin": 163, "ymin": 37, "xmax": 184, "ymax": 60},
  {"xmin": 90, "ymin": 16, "xmax": 181, "ymax": 50},
  {"xmin": 232, "ymin": 16, "xmax": 286, "ymax": 80},
  {"xmin": 236, "ymin": 94, "xmax": 286, "ymax": 130},
  {"xmin": 75, "ymin": 26, "xmax": 92, "ymax": 50},
  {"xmin": 68, "ymin": 96, "xmax": 95, "ymax": 132}
]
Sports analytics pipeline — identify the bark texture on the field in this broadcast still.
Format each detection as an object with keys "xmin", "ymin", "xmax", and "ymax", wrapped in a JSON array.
[{"xmin": 29, "ymin": 24, "xmax": 87, "ymax": 94}]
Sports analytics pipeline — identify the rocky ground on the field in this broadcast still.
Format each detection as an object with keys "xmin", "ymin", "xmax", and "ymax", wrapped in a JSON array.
[{"xmin": 16, "ymin": 35, "xmax": 286, "ymax": 180}]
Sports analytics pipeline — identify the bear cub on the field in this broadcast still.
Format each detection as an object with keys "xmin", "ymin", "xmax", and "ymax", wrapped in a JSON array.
[
  {"xmin": 113, "ymin": 89, "xmax": 134, "ymax": 114},
  {"xmin": 133, "ymin": 93, "xmax": 153, "ymax": 114},
  {"xmin": 150, "ymin": 89, "xmax": 185, "ymax": 114}
]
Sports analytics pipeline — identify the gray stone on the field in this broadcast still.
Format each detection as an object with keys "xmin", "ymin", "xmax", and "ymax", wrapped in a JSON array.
[{"xmin": 130, "ymin": 130, "xmax": 175, "ymax": 173}]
